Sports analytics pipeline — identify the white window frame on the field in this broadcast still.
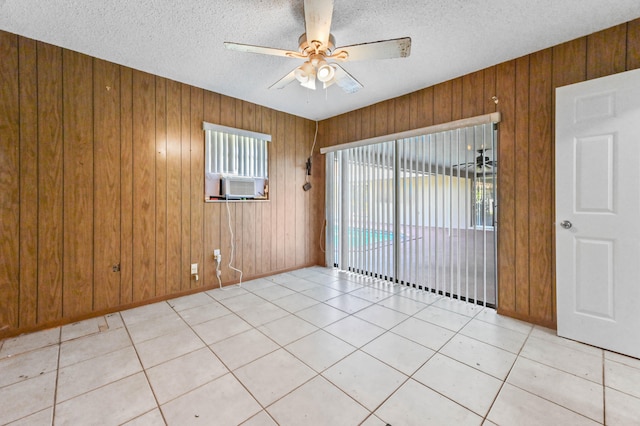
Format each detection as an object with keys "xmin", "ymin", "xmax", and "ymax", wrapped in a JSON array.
[{"xmin": 203, "ymin": 122, "xmax": 271, "ymax": 201}]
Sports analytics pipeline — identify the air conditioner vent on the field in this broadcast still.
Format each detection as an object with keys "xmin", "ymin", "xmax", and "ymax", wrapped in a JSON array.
[{"xmin": 221, "ymin": 176, "xmax": 256, "ymax": 199}]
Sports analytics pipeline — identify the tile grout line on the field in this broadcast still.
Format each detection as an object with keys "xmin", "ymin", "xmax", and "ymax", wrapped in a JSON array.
[
  {"xmin": 121, "ymin": 307, "xmax": 171, "ymax": 426},
  {"xmin": 232, "ymin": 271, "xmax": 489, "ymax": 422},
  {"xmin": 485, "ymin": 325, "xmax": 607, "ymax": 425},
  {"xmin": 8, "ymin": 267, "xmax": 634, "ymax": 424},
  {"xmin": 50, "ymin": 326, "xmax": 62, "ymax": 425},
  {"xmin": 208, "ymin": 273, "xmax": 392, "ymax": 423},
  {"xmin": 479, "ymin": 320, "xmax": 535, "ymax": 424},
  {"xmin": 172, "ymin": 291, "xmax": 284, "ymax": 424},
  {"xmin": 376, "ymin": 302, "xmax": 485, "ymax": 423}
]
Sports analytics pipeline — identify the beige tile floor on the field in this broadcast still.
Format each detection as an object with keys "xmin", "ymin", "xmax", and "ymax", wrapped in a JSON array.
[{"xmin": 1, "ymin": 266, "xmax": 639, "ymax": 425}]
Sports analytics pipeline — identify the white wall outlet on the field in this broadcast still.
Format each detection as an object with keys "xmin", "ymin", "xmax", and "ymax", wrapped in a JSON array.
[
  {"xmin": 191, "ymin": 263, "xmax": 198, "ymax": 274},
  {"xmin": 214, "ymin": 249, "xmax": 221, "ymax": 256}
]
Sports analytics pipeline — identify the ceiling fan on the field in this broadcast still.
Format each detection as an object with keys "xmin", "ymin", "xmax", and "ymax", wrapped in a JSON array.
[
  {"xmin": 223, "ymin": 0, "xmax": 411, "ymax": 93},
  {"xmin": 452, "ymin": 149, "xmax": 496, "ymax": 172}
]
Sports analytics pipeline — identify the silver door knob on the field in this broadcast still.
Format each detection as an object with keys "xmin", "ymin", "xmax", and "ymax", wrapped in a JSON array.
[{"xmin": 560, "ymin": 220, "xmax": 572, "ymax": 229}]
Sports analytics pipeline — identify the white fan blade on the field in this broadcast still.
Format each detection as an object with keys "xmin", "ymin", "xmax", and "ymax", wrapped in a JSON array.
[
  {"xmin": 269, "ymin": 68, "xmax": 297, "ymax": 90},
  {"xmin": 304, "ymin": 0, "xmax": 333, "ymax": 46},
  {"xmin": 332, "ymin": 64, "xmax": 362, "ymax": 94},
  {"xmin": 224, "ymin": 42, "xmax": 299, "ymax": 58},
  {"xmin": 333, "ymin": 37, "xmax": 411, "ymax": 61}
]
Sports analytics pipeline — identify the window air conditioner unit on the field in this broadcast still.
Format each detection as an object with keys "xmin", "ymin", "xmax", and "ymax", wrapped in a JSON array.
[{"xmin": 221, "ymin": 176, "xmax": 256, "ymax": 199}]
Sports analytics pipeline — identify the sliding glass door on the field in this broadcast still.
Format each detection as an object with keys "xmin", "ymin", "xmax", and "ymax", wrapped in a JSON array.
[{"xmin": 325, "ymin": 121, "xmax": 497, "ymax": 307}]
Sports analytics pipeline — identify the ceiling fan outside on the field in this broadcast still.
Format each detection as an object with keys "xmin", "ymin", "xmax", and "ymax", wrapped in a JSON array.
[
  {"xmin": 223, "ymin": 0, "xmax": 411, "ymax": 93},
  {"xmin": 452, "ymin": 148, "xmax": 496, "ymax": 173}
]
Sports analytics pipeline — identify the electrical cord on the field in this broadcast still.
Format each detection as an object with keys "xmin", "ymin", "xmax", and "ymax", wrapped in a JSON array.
[
  {"xmin": 309, "ymin": 120, "xmax": 318, "ymax": 159},
  {"xmin": 215, "ymin": 255, "xmax": 223, "ymax": 289},
  {"xmin": 225, "ymin": 198, "xmax": 243, "ymax": 287},
  {"xmin": 305, "ymin": 121, "xmax": 319, "ymax": 185},
  {"xmin": 320, "ymin": 219, "xmax": 326, "ymax": 253}
]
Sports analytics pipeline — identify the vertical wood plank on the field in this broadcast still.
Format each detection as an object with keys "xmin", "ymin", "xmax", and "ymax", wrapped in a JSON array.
[
  {"xmin": 347, "ymin": 112, "xmax": 357, "ymax": 142},
  {"xmin": 62, "ymin": 50, "xmax": 94, "ymax": 317},
  {"xmin": 0, "ymin": 31, "xmax": 20, "ymax": 330},
  {"xmin": 219, "ymin": 95, "xmax": 235, "ymax": 281},
  {"xmin": 360, "ymin": 106, "xmax": 373, "ymax": 140},
  {"xmin": 18, "ymin": 36, "xmax": 39, "ymax": 328},
  {"xmin": 155, "ymin": 77, "xmax": 168, "ymax": 296},
  {"xmin": 242, "ymin": 202, "xmax": 255, "ymax": 274},
  {"xmin": 166, "ymin": 80, "xmax": 183, "ymax": 294},
  {"xmin": 418, "ymin": 87, "xmax": 434, "ymax": 128},
  {"xmin": 254, "ymin": 106, "xmax": 264, "ymax": 275},
  {"xmin": 394, "ymin": 94, "xmax": 410, "ymax": 133},
  {"xmin": 227, "ymin": 202, "xmax": 242, "ymax": 282},
  {"xmin": 261, "ymin": 107, "xmax": 274, "ymax": 273},
  {"xmin": 433, "ymin": 80, "xmax": 453, "ymax": 124},
  {"xmin": 408, "ymin": 91, "xmax": 419, "ymax": 129},
  {"xmin": 120, "ymin": 67, "xmax": 134, "ymax": 305},
  {"xmin": 305, "ymin": 118, "xmax": 314, "ymax": 266},
  {"xmin": 352, "ymin": 109, "xmax": 362, "ymax": 141},
  {"xmin": 514, "ymin": 56, "xmax": 530, "ymax": 316},
  {"xmin": 528, "ymin": 49, "xmax": 554, "ymax": 323},
  {"xmin": 190, "ymin": 87, "xmax": 204, "ymax": 287},
  {"xmin": 496, "ymin": 60, "xmax": 517, "ymax": 314},
  {"xmin": 374, "ymin": 102, "xmax": 388, "ymax": 137},
  {"xmin": 319, "ymin": 116, "xmax": 332, "ymax": 148},
  {"xmin": 462, "ymin": 70, "xmax": 484, "ymax": 118},
  {"xmin": 276, "ymin": 112, "xmax": 286, "ymax": 270},
  {"xmin": 284, "ymin": 113, "xmax": 296, "ymax": 269},
  {"xmin": 337, "ymin": 114, "xmax": 348, "ymax": 147},
  {"xmin": 627, "ymin": 19, "xmax": 640, "ymax": 70},
  {"xmin": 451, "ymin": 77, "xmax": 463, "ymax": 120},
  {"xmin": 132, "ymin": 70, "xmax": 156, "ymax": 301},
  {"xmin": 204, "ymin": 200, "xmax": 221, "ymax": 287},
  {"xmin": 587, "ymin": 23, "xmax": 627, "ymax": 80},
  {"xmin": 233, "ymin": 99, "xmax": 244, "ymax": 277},
  {"xmin": 203, "ymin": 91, "xmax": 221, "ymax": 287},
  {"xmin": 311, "ymin": 117, "xmax": 325, "ymax": 265},
  {"xmin": 553, "ymin": 38, "xmax": 587, "ymax": 89},
  {"xmin": 93, "ymin": 59, "xmax": 122, "ymax": 310},
  {"xmin": 295, "ymin": 116, "xmax": 307, "ymax": 266},
  {"xmin": 386, "ymin": 99, "xmax": 396, "ymax": 134},
  {"xmin": 340, "ymin": 113, "xmax": 351, "ymax": 144},
  {"xmin": 243, "ymin": 100, "xmax": 256, "ymax": 132},
  {"xmin": 242, "ymin": 102, "xmax": 256, "ymax": 277},
  {"xmin": 37, "ymin": 42, "xmax": 64, "ymax": 323},
  {"xmin": 180, "ymin": 84, "xmax": 191, "ymax": 290},
  {"xmin": 484, "ymin": 66, "xmax": 497, "ymax": 114}
]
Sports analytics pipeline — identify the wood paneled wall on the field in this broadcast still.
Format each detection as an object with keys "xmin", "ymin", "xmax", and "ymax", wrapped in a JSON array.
[
  {"xmin": 317, "ymin": 18, "xmax": 640, "ymax": 328},
  {"xmin": 2, "ymin": 18, "xmax": 640, "ymax": 336},
  {"xmin": 0, "ymin": 30, "xmax": 320, "ymax": 338}
]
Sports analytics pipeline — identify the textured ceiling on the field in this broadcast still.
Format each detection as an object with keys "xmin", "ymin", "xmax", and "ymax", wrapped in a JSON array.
[{"xmin": 2, "ymin": 1, "xmax": 640, "ymax": 121}]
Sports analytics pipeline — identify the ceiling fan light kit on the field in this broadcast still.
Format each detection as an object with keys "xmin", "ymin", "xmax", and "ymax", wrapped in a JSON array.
[
  {"xmin": 224, "ymin": 0, "xmax": 411, "ymax": 94},
  {"xmin": 315, "ymin": 59, "xmax": 335, "ymax": 83},
  {"xmin": 294, "ymin": 61, "xmax": 315, "ymax": 84}
]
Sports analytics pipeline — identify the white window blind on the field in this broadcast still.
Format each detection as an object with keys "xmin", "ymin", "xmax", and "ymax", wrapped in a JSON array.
[
  {"xmin": 203, "ymin": 122, "xmax": 270, "ymax": 178},
  {"xmin": 325, "ymin": 113, "xmax": 499, "ymax": 307}
]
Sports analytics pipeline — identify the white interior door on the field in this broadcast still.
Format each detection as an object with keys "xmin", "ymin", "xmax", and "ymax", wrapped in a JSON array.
[{"xmin": 556, "ymin": 68, "xmax": 640, "ymax": 358}]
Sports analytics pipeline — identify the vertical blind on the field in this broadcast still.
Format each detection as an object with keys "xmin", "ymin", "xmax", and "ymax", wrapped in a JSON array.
[
  {"xmin": 203, "ymin": 122, "xmax": 270, "ymax": 178},
  {"xmin": 323, "ymin": 114, "xmax": 499, "ymax": 307}
]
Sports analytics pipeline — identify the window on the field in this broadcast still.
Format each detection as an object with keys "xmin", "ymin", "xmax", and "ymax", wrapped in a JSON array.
[
  {"xmin": 203, "ymin": 122, "xmax": 271, "ymax": 200},
  {"xmin": 473, "ymin": 175, "xmax": 495, "ymax": 228},
  {"xmin": 323, "ymin": 113, "xmax": 499, "ymax": 307}
]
